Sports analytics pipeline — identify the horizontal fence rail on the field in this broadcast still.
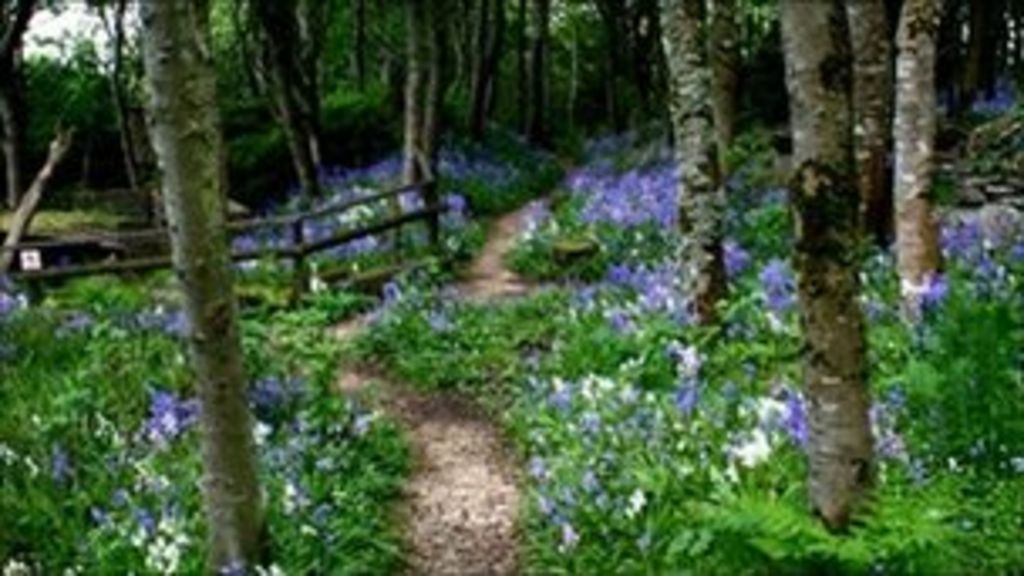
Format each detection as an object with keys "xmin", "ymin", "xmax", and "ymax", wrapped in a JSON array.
[{"xmin": 5, "ymin": 177, "xmax": 442, "ymax": 296}]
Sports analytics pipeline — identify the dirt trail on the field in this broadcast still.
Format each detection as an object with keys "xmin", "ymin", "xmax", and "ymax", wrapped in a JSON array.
[
  {"xmin": 458, "ymin": 203, "xmax": 536, "ymax": 300},
  {"xmin": 333, "ymin": 205, "xmax": 536, "ymax": 575}
]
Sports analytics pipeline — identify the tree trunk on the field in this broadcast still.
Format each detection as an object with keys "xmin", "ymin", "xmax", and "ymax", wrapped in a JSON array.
[
  {"xmin": 351, "ymin": 0, "xmax": 367, "ymax": 90},
  {"xmin": 252, "ymin": 0, "xmax": 322, "ymax": 199},
  {"xmin": 468, "ymin": 0, "xmax": 491, "ymax": 139},
  {"xmin": 100, "ymin": 0, "xmax": 143, "ymax": 199},
  {"xmin": 780, "ymin": 0, "xmax": 874, "ymax": 531},
  {"xmin": 0, "ymin": 0, "xmax": 34, "ymax": 210},
  {"xmin": 0, "ymin": 76, "xmax": 25, "ymax": 210},
  {"xmin": 660, "ymin": 0, "xmax": 727, "ymax": 325},
  {"xmin": 0, "ymin": 130, "xmax": 73, "ymax": 275},
  {"xmin": 847, "ymin": 0, "xmax": 894, "ymax": 245},
  {"xmin": 422, "ymin": 0, "xmax": 447, "ymax": 167},
  {"xmin": 894, "ymin": 0, "xmax": 943, "ymax": 307},
  {"xmin": 598, "ymin": 0, "xmax": 626, "ymax": 132},
  {"xmin": 139, "ymin": 0, "xmax": 266, "ymax": 569},
  {"xmin": 484, "ymin": 0, "xmax": 506, "ymax": 117},
  {"xmin": 470, "ymin": 0, "xmax": 505, "ymax": 139},
  {"xmin": 516, "ymin": 0, "xmax": 528, "ymax": 134},
  {"xmin": 709, "ymin": 0, "xmax": 739, "ymax": 174},
  {"xmin": 962, "ymin": 0, "xmax": 989, "ymax": 106},
  {"xmin": 527, "ymin": 0, "xmax": 549, "ymax": 146},
  {"xmin": 402, "ymin": 0, "xmax": 428, "ymax": 185}
]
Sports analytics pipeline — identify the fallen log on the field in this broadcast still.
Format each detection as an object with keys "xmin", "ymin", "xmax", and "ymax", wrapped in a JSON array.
[{"xmin": 0, "ymin": 129, "xmax": 75, "ymax": 275}]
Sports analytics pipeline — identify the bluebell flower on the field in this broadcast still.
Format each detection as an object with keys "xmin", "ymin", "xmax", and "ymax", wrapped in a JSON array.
[
  {"xmin": 382, "ymin": 282, "xmax": 402, "ymax": 304},
  {"xmin": 675, "ymin": 382, "xmax": 700, "ymax": 417},
  {"xmin": 51, "ymin": 445, "xmax": 71, "ymax": 483},
  {"xmin": 759, "ymin": 259, "xmax": 796, "ymax": 314},
  {"xmin": 783, "ymin": 390, "xmax": 809, "ymax": 448},
  {"xmin": 560, "ymin": 523, "xmax": 580, "ymax": 551},
  {"xmin": 529, "ymin": 456, "xmax": 549, "ymax": 480},
  {"xmin": 426, "ymin": 310, "xmax": 453, "ymax": 332},
  {"xmin": 142, "ymin": 389, "xmax": 200, "ymax": 446},
  {"xmin": 580, "ymin": 412, "xmax": 601, "ymax": 435},
  {"xmin": 920, "ymin": 273, "xmax": 949, "ymax": 311},
  {"xmin": 723, "ymin": 240, "xmax": 751, "ymax": 278}
]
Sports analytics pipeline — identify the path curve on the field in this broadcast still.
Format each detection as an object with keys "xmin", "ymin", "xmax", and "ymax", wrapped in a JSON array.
[{"xmin": 334, "ymin": 205, "xmax": 537, "ymax": 575}]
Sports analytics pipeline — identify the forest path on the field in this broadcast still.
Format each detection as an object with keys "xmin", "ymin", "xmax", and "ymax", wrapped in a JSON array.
[{"xmin": 333, "ymin": 204, "xmax": 538, "ymax": 575}]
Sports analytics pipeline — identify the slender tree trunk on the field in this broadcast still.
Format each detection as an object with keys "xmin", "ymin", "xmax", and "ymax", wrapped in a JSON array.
[
  {"xmin": 0, "ymin": 0, "xmax": 34, "ymax": 210},
  {"xmin": 660, "ymin": 0, "xmax": 727, "ymax": 324},
  {"xmin": 468, "ymin": 0, "xmax": 491, "ymax": 138},
  {"xmin": 962, "ymin": 0, "xmax": 989, "ymax": 106},
  {"xmin": 598, "ymin": 0, "xmax": 626, "ymax": 132},
  {"xmin": 470, "ymin": 0, "xmax": 505, "ymax": 139},
  {"xmin": 847, "ymin": 0, "xmax": 894, "ymax": 245},
  {"xmin": 780, "ymin": 0, "xmax": 874, "ymax": 531},
  {"xmin": 0, "ymin": 81, "xmax": 25, "ymax": 210},
  {"xmin": 140, "ymin": 0, "xmax": 265, "ymax": 569},
  {"xmin": 484, "ymin": 0, "xmax": 506, "ymax": 117},
  {"xmin": 100, "ymin": 0, "xmax": 143, "ymax": 203},
  {"xmin": 894, "ymin": 0, "xmax": 943, "ymax": 307},
  {"xmin": 351, "ymin": 0, "xmax": 367, "ymax": 90},
  {"xmin": 422, "ymin": 0, "xmax": 447, "ymax": 167},
  {"xmin": 403, "ymin": 0, "xmax": 428, "ymax": 185},
  {"xmin": 527, "ymin": 0, "xmax": 550, "ymax": 146},
  {"xmin": 568, "ymin": 21, "xmax": 578, "ymax": 134},
  {"xmin": 709, "ymin": 0, "xmax": 739, "ymax": 173},
  {"xmin": 516, "ymin": 0, "xmax": 528, "ymax": 133},
  {"xmin": 252, "ymin": 0, "xmax": 322, "ymax": 199}
]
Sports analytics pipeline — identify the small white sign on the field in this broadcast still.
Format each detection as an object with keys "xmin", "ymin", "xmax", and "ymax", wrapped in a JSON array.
[{"xmin": 19, "ymin": 249, "xmax": 42, "ymax": 271}]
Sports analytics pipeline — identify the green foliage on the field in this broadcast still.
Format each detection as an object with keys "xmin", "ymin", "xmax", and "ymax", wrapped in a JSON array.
[
  {"xmin": 0, "ymin": 281, "xmax": 408, "ymax": 573},
  {"xmin": 443, "ymin": 129, "xmax": 564, "ymax": 217}
]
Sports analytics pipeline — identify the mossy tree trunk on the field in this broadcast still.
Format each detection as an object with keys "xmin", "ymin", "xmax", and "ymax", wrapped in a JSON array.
[
  {"xmin": 140, "ymin": 0, "xmax": 266, "ymax": 569},
  {"xmin": 847, "ymin": 0, "xmax": 894, "ymax": 245},
  {"xmin": 780, "ymin": 0, "xmax": 874, "ymax": 531},
  {"xmin": 894, "ymin": 0, "xmax": 943, "ymax": 304},
  {"xmin": 660, "ymin": 0, "xmax": 727, "ymax": 324},
  {"xmin": 709, "ymin": 0, "xmax": 739, "ymax": 173}
]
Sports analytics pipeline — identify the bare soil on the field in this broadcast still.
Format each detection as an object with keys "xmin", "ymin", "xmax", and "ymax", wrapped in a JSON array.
[{"xmin": 333, "ymin": 206, "xmax": 537, "ymax": 575}]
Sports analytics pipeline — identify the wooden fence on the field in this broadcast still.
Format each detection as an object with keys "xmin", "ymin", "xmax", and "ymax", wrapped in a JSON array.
[{"xmin": 3, "ymin": 177, "xmax": 441, "ymax": 297}]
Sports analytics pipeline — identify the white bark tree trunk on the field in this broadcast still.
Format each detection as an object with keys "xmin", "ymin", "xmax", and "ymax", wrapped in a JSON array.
[
  {"xmin": 781, "ymin": 0, "xmax": 874, "ymax": 531},
  {"xmin": 660, "ymin": 0, "xmax": 727, "ymax": 324},
  {"xmin": 894, "ymin": 0, "xmax": 943, "ymax": 305}
]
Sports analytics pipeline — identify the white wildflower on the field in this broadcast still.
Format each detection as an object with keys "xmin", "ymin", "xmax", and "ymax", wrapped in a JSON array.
[{"xmin": 625, "ymin": 489, "xmax": 647, "ymax": 519}]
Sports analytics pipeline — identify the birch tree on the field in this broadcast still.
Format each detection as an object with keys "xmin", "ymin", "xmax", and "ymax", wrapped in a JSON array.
[
  {"xmin": 780, "ymin": 0, "xmax": 874, "ymax": 530},
  {"xmin": 709, "ymin": 0, "xmax": 739, "ymax": 173},
  {"xmin": 894, "ymin": 0, "xmax": 942, "ymax": 304},
  {"xmin": 660, "ymin": 0, "xmax": 727, "ymax": 324},
  {"xmin": 139, "ymin": 0, "xmax": 265, "ymax": 568},
  {"xmin": 847, "ymin": 0, "xmax": 893, "ymax": 245}
]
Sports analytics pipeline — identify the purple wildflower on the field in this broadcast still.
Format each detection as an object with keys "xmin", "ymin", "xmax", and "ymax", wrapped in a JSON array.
[
  {"xmin": 723, "ymin": 240, "xmax": 752, "ymax": 278},
  {"xmin": 783, "ymin": 390, "xmax": 809, "ymax": 448},
  {"xmin": 759, "ymin": 259, "xmax": 795, "ymax": 314}
]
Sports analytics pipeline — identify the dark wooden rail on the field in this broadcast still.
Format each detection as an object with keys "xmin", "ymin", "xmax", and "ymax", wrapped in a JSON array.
[{"xmin": 4, "ymin": 176, "xmax": 442, "ymax": 297}]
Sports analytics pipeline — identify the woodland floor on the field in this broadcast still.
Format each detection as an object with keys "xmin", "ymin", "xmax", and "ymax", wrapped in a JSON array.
[{"xmin": 333, "ymin": 204, "xmax": 537, "ymax": 575}]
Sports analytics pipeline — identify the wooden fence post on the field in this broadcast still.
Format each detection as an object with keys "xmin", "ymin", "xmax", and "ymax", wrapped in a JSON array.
[
  {"xmin": 417, "ymin": 152, "xmax": 441, "ymax": 249},
  {"xmin": 424, "ymin": 179, "xmax": 441, "ymax": 248}
]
